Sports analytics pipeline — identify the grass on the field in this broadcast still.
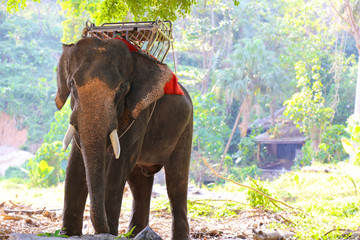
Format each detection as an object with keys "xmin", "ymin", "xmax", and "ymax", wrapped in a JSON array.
[
  {"xmin": 261, "ymin": 162, "xmax": 360, "ymax": 239},
  {"xmin": 184, "ymin": 162, "xmax": 360, "ymax": 239},
  {"xmin": 2, "ymin": 162, "xmax": 360, "ymax": 239}
]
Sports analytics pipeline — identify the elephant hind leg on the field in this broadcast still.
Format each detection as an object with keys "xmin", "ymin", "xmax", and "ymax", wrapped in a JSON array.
[
  {"xmin": 164, "ymin": 125, "xmax": 192, "ymax": 240},
  {"xmin": 127, "ymin": 165, "xmax": 155, "ymax": 236}
]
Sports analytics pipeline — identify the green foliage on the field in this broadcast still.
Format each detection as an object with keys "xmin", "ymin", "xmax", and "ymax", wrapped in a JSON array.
[
  {"xmin": 294, "ymin": 140, "xmax": 312, "ymax": 167},
  {"xmin": 192, "ymin": 91, "xmax": 230, "ymax": 158},
  {"xmin": 228, "ymin": 164, "xmax": 262, "ymax": 182},
  {"xmin": 190, "ymin": 91, "xmax": 230, "ymax": 183},
  {"xmin": 0, "ymin": 1, "xmax": 62, "ymax": 145},
  {"xmin": 270, "ymin": 164, "xmax": 360, "ymax": 239},
  {"xmin": 214, "ymin": 38, "xmax": 285, "ymax": 104},
  {"xmin": 187, "ymin": 199, "xmax": 242, "ymax": 219},
  {"xmin": 27, "ymin": 102, "xmax": 71, "ymax": 187},
  {"xmin": 4, "ymin": 166, "xmax": 28, "ymax": 179},
  {"xmin": 284, "ymin": 60, "xmax": 334, "ymax": 162},
  {"xmin": 28, "ymin": 158, "xmax": 55, "ymax": 187},
  {"xmin": 57, "ymin": 0, "xmax": 238, "ymax": 43},
  {"xmin": 43, "ymin": 101, "xmax": 72, "ymax": 143},
  {"xmin": 246, "ymin": 178, "xmax": 273, "ymax": 210},
  {"xmin": 37, "ymin": 229, "xmax": 68, "ymax": 238},
  {"xmin": 341, "ymin": 114, "xmax": 360, "ymax": 165},
  {"xmin": 4, "ymin": 0, "xmax": 39, "ymax": 13},
  {"xmin": 115, "ymin": 226, "xmax": 136, "ymax": 239},
  {"xmin": 317, "ymin": 124, "xmax": 349, "ymax": 163},
  {"xmin": 233, "ymin": 128, "xmax": 263, "ymax": 167},
  {"xmin": 295, "ymin": 125, "xmax": 348, "ymax": 167}
]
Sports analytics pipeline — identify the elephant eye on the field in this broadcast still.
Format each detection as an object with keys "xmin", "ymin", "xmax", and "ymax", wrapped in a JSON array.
[
  {"xmin": 69, "ymin": 78, "xmax": 78, "ymax": 99},
  {"xmin": 114, "ymin": 91, "xmax": 121, "ymax": 104}
]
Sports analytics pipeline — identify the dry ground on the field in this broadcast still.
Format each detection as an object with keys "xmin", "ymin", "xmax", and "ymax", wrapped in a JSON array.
[{"xmin": 0, "ymin": 183, "xmax": 292, "ymax": 240}]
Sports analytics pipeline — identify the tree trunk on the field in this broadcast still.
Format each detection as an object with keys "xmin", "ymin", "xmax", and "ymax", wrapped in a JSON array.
[
  {"xmin": 354, "ymin": 54, "xmax": 360, "ymax": 114},
  {"xmin": 36, "ymin": 3, "xmax": 43, "ymax": 35},
  {"xmin": 218, "ymin": 94, "xmax": 251, "ymax": 174},
  {"xmin": 217, "ymin": 104, "xmax": 242, "ymax": 175},
  {"xmin": 239, "ymin": 95, "xmax": 252, "ymax": 137},
  {"xmin": 201, "ymin": 5, "xmax": 215, "ymax": 94},
  {"xmin": 329, "ymin": 0, "xmax": 360, "ymax": 114}
]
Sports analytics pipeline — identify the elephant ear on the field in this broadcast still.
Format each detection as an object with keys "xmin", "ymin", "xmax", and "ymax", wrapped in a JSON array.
[
  {"xmin": 126, "ymin": 52, "xmax": 173, "ymax": 119},
  {"xmin": 55, "ymin": 44, "xmax": 74, "ymax": 110}
]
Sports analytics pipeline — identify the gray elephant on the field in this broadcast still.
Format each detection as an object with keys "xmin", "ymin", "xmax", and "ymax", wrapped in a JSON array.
[{"xmin": 55, "ymin": 37, "xmax": 193, "ymax": 240}]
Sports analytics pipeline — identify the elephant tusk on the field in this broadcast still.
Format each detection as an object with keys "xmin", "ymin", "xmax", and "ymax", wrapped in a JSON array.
[
  {"xmin": 110, "ymin": 129, "xmax": 121, "ymax": 159},
  {"xmin": 62, "ymin": 124, "xmax": 75, "ymax": 150}
]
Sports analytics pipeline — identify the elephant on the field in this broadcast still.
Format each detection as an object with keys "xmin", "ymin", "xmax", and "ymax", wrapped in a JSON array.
[{"xmin": 55, "ymin": 37, "xmax": 193, "ymax": 240}]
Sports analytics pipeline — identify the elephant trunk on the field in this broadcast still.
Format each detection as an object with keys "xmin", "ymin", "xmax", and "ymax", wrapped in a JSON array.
[
  {"xmin": 79, "ymin": 126, "xmax": 110, "ymax": 234},
  {"xmin": 74, "ymin": 77, "xmax": 119, "ymax": 233}
]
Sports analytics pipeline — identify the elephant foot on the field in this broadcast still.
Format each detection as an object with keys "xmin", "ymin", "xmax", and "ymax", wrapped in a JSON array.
[
  {"xmin": 94, "ymin": 224, "xmax": 110, "ymax": 234},
  {"xmin": 94, "ymin": 229, "xmax": 110, "ymax": 235},
  {"xmin": 60, "ymin": 228, "xmax": 82, "ymax": 237}
]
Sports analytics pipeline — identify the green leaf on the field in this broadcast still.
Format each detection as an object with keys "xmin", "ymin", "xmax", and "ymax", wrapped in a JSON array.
[{"xmin": 341, "ymin": 138, "xmax": 355, "ymax": 157}]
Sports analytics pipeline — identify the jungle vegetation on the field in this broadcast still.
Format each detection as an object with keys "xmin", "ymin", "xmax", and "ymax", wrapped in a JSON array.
[{"xmin": 1, "ymin": 0, "xmax": 360, "ymax": 187}]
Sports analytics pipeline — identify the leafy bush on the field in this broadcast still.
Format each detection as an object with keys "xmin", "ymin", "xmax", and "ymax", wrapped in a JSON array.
[
  {"xmin": 232, "ymin": 127, "xmax": 263, "ymax": 167},
  {"xmin": 192, "ymin": 91, "xmax": 230, "ymax": 158},
  {"xmin": 284, "ymin": 60, "xmax": 334, "ymax": 163},
  {"xmin": 234, "ymin": 136, "xmax": 257, "ymax": 166},
  {"xmin": 27, "ymin": 102, "xmax": 72, "ymax": 187},
  {"xmin": 341, "ymin": 114, "xmax": 360, "ymax": 165},
  {"xmin": 317, "ymin": 124, "xmax": 349, "ymax": 163},
  {"xmin": 4, "ymin": 166, "xmax": 28, "ymax": 179},
  {"xmin": 246, "ymin": 178, "xmax": 273, "ymax": 210},
  {"xmin": 228, "ymin": 164, "xmax": 262, "ymax": 182},
  {"xmin": 28, "ymin": 158, "xmax": 55, "ymax": 187},
  {"xmin": 297, "ymin": 125, "xmax": 349, "ymax": 168},
  {"xmin": 28, "ymin": 141, "xmax": 68, "ymax": 187},
  {"xmin": 190, "ymin": 91, "xmax": 230, "ymax": 184},
  {"xmin": 294, "ymin": 140, "xmax": 312, "ymax": 167}
]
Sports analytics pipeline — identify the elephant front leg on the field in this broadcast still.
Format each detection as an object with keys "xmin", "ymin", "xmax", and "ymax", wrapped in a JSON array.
[
  {"xmin": 104, "ymin": 154, "xmax": 130, "ymax": 236},
  {"xmin": 62, "ymin": 139, "xmax": 88, "ymax": 236}
]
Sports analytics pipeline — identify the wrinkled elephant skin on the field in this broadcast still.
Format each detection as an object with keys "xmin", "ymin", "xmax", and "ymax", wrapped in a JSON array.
[{"xmin": 55, "ymin": 37, "xmax": 193, "ymax": 240}]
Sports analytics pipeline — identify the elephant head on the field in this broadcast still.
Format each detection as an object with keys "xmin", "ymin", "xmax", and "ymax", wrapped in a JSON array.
[{"xmin": 55, "ymin": 37, "xmax": 173, "ymax": 233}]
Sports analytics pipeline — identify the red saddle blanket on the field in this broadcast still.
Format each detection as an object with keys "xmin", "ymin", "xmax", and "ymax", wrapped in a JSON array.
[{"xmin": 115, "ymin": 36, "xmax": 184, "ymax": 95}]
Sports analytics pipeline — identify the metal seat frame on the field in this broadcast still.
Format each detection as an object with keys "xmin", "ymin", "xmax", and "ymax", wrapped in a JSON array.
[{"xmin": 82, "ymin": 18, "xmax": 173, "ymax": 62}]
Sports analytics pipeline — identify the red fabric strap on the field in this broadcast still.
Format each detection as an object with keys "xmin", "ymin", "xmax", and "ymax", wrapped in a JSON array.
[{"xmin": 114, "ymin": 36, "xmax": 184, "ymax": 95}]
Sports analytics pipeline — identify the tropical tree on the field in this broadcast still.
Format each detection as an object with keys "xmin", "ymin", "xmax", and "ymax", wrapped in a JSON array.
[
  {"xmin": 284, "ymin": 60, "xmax": 334, "ymax": 163},
  {"xmin": 0, "ymin": 1, "xmax": 62, "ymax": 145},
  {"xmin": 5, "ymin": 0, "xmax": 239, "ymax": 43},
  {"xmin": 214, "ymin": 38, "xmax": 285, "ymax": 172},
  {"xmin": 329, "ymin": 0, "xmax": 360, "ymax": 114}
]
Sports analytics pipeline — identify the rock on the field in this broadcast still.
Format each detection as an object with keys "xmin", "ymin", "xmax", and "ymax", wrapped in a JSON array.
[
  {"xmin": 134, "ymin": 226, "xmax": 163, "ymax": 240},
  {"xmin": 78, "ymin": 234, "xmax": 119, "ymax": 240},
  {"xmin": 9, "ymin": 233, "xmax": 123, "ymax": 240},
  {"xmin": 9, "ymin": 233, "xmax": 64, "ymax": 240},
  {"xmin": 252, "ymin": 228, "xmax": 295, "ymax": 240},
  {"xmin": 9, "ymin": 228, "xmax": 163, "ymax": 240}
]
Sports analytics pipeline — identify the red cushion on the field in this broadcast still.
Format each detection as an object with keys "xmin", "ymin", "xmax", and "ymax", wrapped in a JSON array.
[{"xmin": 114, "ymin": 36, "xmax": 184, "ymax": 95}]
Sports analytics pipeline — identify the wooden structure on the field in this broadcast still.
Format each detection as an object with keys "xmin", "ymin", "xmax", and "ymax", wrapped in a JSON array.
[
  {"xmin": 82, "ymin": 18, "xmax": 173, "ymax": 62},
  {"xmin": 254, "ymin": 120, "xmax": 306, "ymax": 170}
]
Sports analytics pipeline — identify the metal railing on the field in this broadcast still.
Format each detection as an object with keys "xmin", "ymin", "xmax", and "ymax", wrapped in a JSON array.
[{"xmin": 82, "ymin": 18, "xmax": 173, "ymax": 62}]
